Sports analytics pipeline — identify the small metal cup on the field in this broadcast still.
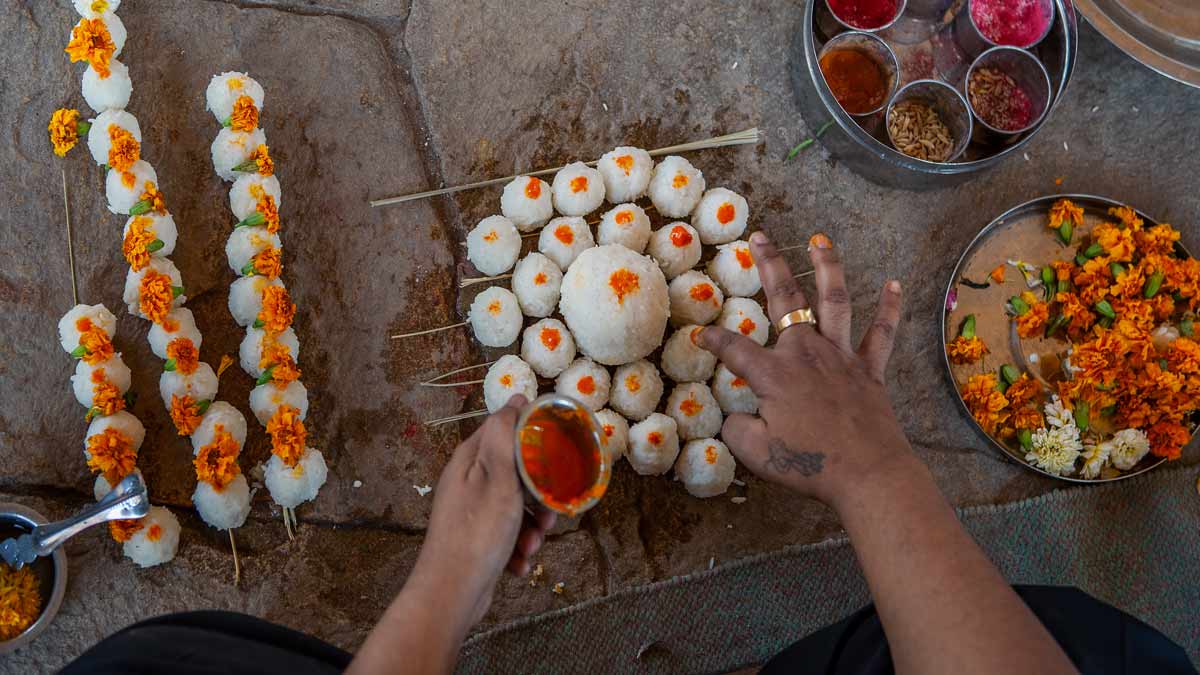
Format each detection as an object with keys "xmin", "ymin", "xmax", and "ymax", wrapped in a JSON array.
[
  {"xmin": 817, "ymin": 31, "xmax": 901, "ymax": 125},
  {"xmin": 824, "ymin": 0, "xmax": 907, "ymax": 33},
  {"xmin": 965, "ymin": 46, "xmax": 1052, "ymax": 143},
  {"xmin": 0, "ymin": 505, "xmax": 67, "ymax": 654},
  {"xmin": 885, "ymin": 79, "xmax": 973, "ymax": 163},
  {"xmin": 514, "ymin": 393, "xmax": 611, "ymax": 517},
  {"xmin": 953, "ymin": 0, "xmax": 1054, "ymax": 57}
]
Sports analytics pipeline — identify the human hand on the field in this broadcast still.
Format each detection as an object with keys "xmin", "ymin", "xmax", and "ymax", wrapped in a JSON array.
[{"xmin": 698, "ymin": 231, "xmax": 912, "ymax": 509}]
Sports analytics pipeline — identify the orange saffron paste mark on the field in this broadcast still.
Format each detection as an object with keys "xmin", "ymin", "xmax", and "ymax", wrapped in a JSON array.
[
  {"xmin": 554, "ymin": 224, "xmax": 574, "ymax": 245},
  {"xmin": 569, "ymin": 176, "xmax": 589, "ymax": 193},
  {"xmin": 533, "ymin": 272, "xmax": 548, "ymax": 285},
  {"xmin": 258, "ymin": 285, "xmax": 296, "ymax": 334},
  {"xmin": 614, "ymin": 154, "xmax": 634, "ymax": 175},
  {"xmin": 716, "ymin": 203, "xmax": 736, "ymax": 225},
  {"xmin": 147, "ymin": 524, "xmax": 163, "ymax": 542},
  {"xmin": 704, "ymin": 445, "xmax": 719, "ymax": 464},
  {"xmin": 499, "ymin": 373, "xmax": 513, "ymax": 387},
  {"xmin": 524, "ymin": 177, "xmax": 541, "ymax": 199},
  {"xmin": 122, "ymin": 216, "xmax": 156, "ymax": 272},
  {"xmin": 138, "ymin": 269, "xmax": 175, "ymax": 325},
  {"xmin": 483, "ymin": 229, "xmax": 498, "ymax": 242},
  {"xmin": 735, "ymin": 247, "xmax": 754, "ymax": 270},
  {"xmin": 487, "ymin": 300, "xmax": 502, "ymax": 315},
  {"xmin": 576, "ymin": 376, "xmax": 596, "ymax": 396},
  {"xmin": 194, "ymin": 427, "xmax": 242, "ymax": 490},
  {"xmin": 267, "ymin": 405, "xmax": 307, "ymax": 467},
  {"xmin": 609, "ymin": 268, "xmax": 640, "ymax": 305},
  {"xmin": 679, "ymin": 397, "xmax": 703, "ymax": 417},
  {"xmin": 738, "ymin": 318, "xmax": 756, "ymax": 336},
  {"xmin": 672, "ymin": 173, "xmax": 689, "ymax": 188},
  {"xmin": 170, "ymin": 395, "xmax": 204, "ymax": 436},
  {"xmin": 615, "ymin": 210, "xmax": 634, "ymax": 226},
  {"xmin": 166, "ymin": 338, "xmax": 199, "ymax": 375},
  {"xmin": 625, "ymin": 374, "xmax": 641, "ymax": 393},
  {"xmin": 120, "ymin": 171, "xmax": 136, "ymax": 189},
  {"xmin": 647, "ymin": 432, "xmax": 664, "ymax": 446},
  {"xmin": 690, "ymin": 327, "xmax": 704, "ymax": 345},
  {"xmin": 64, "ymin": 18, "xmax": 115, "ymax": 78},
  {"xmin": 603, "ymin": 424, "xmax": 615, "ymax": 438},
  {"xmin": 229, "ymin": 95, "xmax": 260, "ymax": 133},
  {"xmin": 540, "ymin": 328, "xmax": 561, "ymax": 350},
  {"xmin": 107, "ymin": 125, "xmax": 141, "ymax": 173},
  {"xmin": 731, "ymin": 376, "xmax": 748, "ymax": 388},
  {"xmin": 670, "ymin": 225, "xmax": 693, "ymax": 247},
  {"xmin": 86, "ymin": 427, "xmax": 137, "ymax": 486},
  {"xmin": 689, "ymin": 283, "xmax": 715, "ymax": 303},
  {"xmin": 109, "ymin": 519, "xmax": 143, "ymax": 543}
]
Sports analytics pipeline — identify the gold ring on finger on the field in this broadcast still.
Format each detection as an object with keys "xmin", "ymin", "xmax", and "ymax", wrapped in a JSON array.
[{"xmin": 777, "ymin": 308, "xmax": 817, "ymax": 332}]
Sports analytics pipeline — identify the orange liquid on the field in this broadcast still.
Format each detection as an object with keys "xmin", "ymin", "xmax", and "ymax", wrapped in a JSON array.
[{"xmin": 519, "ymin": 406, "xmax": 603, "ymax": 512}]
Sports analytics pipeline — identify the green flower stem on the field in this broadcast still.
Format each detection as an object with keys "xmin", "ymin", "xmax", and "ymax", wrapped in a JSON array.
[
  {"xmin": 256, "ymin": 366, "xmax": 275, "ymax": 386},
  {"xmin": 1074, "ymin": 401, "xmax": 1090, "ymax": 432},
  {"xmin": 146, "ymin": 239, "xmax": 165, "ymax": 253},
  {"xmin": 235, "ymin": 212, "xmax": 266, "ymax": 229},
  {"xmin": 163, "ymin": 358, "xmax": 177, "ymax": 372},
  {"xmin": 960, "ymin": 314, "xmax": 977, "ymax": 340},
  {"xmin": 1143, "ymin": 270, "xmax": 1165, "ymax": 298},
  {"xmin": 1094, "ymin": 300, "xmax": 1116, "ymax": 320},
  {"xmin": 171, "ymin": 286, "xmax": 185, "ymax": 297},
  {"xmin": 1000, "ymin": 364, "xmax": 1020, "ymax": 385},
  {"xmin": 128, "ymin": 200, "xmax": 151, "ymax": 216},
  {"xmin": 1009, "ymin": 296, "xmax": 1030, "ymax": 315},
  {"xmin": 70, "ymin": 345, "xmax": 88, "ymax": 358}
]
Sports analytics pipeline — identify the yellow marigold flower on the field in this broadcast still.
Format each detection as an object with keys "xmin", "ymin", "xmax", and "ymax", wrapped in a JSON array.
[
  {"xmin": 1004, "ymin": 374, "xmax": 1042, "ymax": 409},
  {"xmin": 109, "ymin": 518, "xmax": 143, "ymax": 543},
  {"xmin": 1016, "ymin": 302, "xmax": 1049, "ymax": 339},
  {"xmin": 170, "ymin": 394, "xmax": 205, "ymax": 436},
  {"xmin": 267, "ymin": 405, "xmax": 307, "ymax": 467},
  {"xmin": 85, "ymin": 427, "xmax": 137, "ymax": 487},
  {"xmin": 194, "ymin": 427, "xmax": 242, "ymax": 490},
  {"xmin": 1092, "ymin": 222, "xmax": 1136, "ymax": 263},
  {"xmin": 166, "ymin": 338, "xmax": 200, "ymax": 375},
  {"xmin": 250, "ymin": 144, "xmax": 274, "ymax": 176},
  {"xmin": 250, "ymin": 247, "xmax": 283, "ymax": 279},
  {"xmin": 78, "ymin": 324, "xmax": 115, "ymax": 365},
  {"xmin": 106, "ymin": 124, "xmax": 140, "ymax": 172},
  {"xmin": 229, "ymin": 95, "xmax": 260, "ymax": 132},
  {"xmin": 0, "ymin": 564, "xmax": 43, "ymax": 641},
  {"xmin": 1056, "ymin": 292, "xmax": 1095, "ymax": 337},
  {"xmin": 138, "ymin": 269, "xmax": 175, "ymax": 325},
  {"xmin": 91, "ymin": 380, "xmax": 125, "ymax": 417},
  {"xmin": 139, "ymin": 181, "xmax": 167, "ymax": 214},
  {"xmin": 258, "ymin": 285, "xmax": 295, "ymax": 334},
  {"xmin": 48, "ymin": 108, "xmax": 83, "ymax": 157},
  {"xmin": 1048, "ymin": 199, "xmax": 1083, "ymax": 231},
  {"xmin": 121, "ymin": 216, "xmax": 156, "ymax": 271},
  {"xmin": 961, "ymin": 373, "xmax": 1009, "ymax": 436},
  {"xmin": 249, "ymin": 184, "xmax": 281, "ymax": 233},
  {"xmin": 947, "ymin": 335, "xmax": 988, "ymax": 365},
  {"xmin": 64, "ymin": 18, "xmax": 115, "ymax": 78},
  {"xmin": 1107, "ymin": 205, "xmax": 1144, "ymax": 231},
  {"xmin": 1135, "ymin": 224, "xmax": 1182, "ymax": 257}
]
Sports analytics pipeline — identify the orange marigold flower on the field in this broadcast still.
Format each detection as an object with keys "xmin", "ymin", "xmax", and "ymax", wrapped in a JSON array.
[
  {"xmin": 1167, "ymin": 337, "xmax": 1200, "ymax": 375},
  {"xmin": 1051, "ymin": 260, "xmax": 1074, "ymax": 282},
  {"xmin": 249, "ymin": 144, "xmax": 274, "ymax": 176},
  {"xmin": 78, "ymin": 325, "xmax": 114, "ymax": 365},
  {"xmin": 48, "ymin": 108, "xmax": 82, "ymax": 157},
  {"xmin": 64, "ymin": 18, "xmax": 115, "ymax": 78},
  {"xmin": 139, "ymin": 181, "xmax": 167, "ymax": 214},
  {"xmin": 1109, "ymin": 264, "xmax": 1146, "ymax": 300},
  {"xmin": 1011, "ymin": 406, "xmax": 1044, "ymax": 431},
  {"xmin": 271, "ymin": 354, "xmax": 302, "ymax": 387},
  {"xmin": 1004, "ymin": 375, "xmax": 1041, "ymax": 409},
  {"xmin": 249, "ymin": 184, "xmax": 281, "ymax": 233},
  {"xmin": 1016, "ymin": 302, "xmax": 1050, "ymax": 339},
  {"xmin": 194, "ymin": 427, "xmax": 242, "ymax": 490},
  {"xmin": 138, "ymin": 269, "xmax": 175, "ymax": 325},
  {"xmin": 85, "ymin": 427, "xmax": 138, "ymax": 487},
  {"xmin": 0, "ymin": 564, "xmax": 42, "ymax": 641},
  {"xmin": 961, "ymin": 374, "xmax": 1009, "ymax": 436},
  {"xmin": 91, "ymin": 380, "xmax": 125, "ymax": 417},
  {"xmin": 122, "ymin": 215, "xmax": 156, "ymax": 272},
  {"xmin": 1048, "ymin": 199, "xmax": 1083, "ymax": 231},
  {"xmin": 107, "ymin": 124, "xmax": 141, "ymax": 173},
  {"xmin": 1146, "ymin": 421, "xmax": 1189, "ymax": 460},
  {"xmin": 109, "ymin": 518, "xmax": 143, "ymax": 543},
  {"xmin": 1135, "ymin": 224, "xmax": 1181, "ymax": 257},
  {"xmin": 170, "ymin": 395, "xmax": 205, "ymax": 436},
  {"xmin": 1056, "ymin": 292, "xmax": 1095, "ymax": 337},
  {"xmin": 250, "ymin": 247, "xmax": 283, "ymax": 280},
  {"xmin": 947, "ymin": 336, "xmax": 988, "ymax": 365},
  {"xmin": 259, "ymin": 338, "xmax": 292, "ymax": 370},
  {"xmin": 1092, "ymin": 222, "xmax": 1136, "ymax": 263},
  {"xmin": 258, "ymin": 285, "xmax": 295, "ymax": 334},
  {"xmin": 1109, "ymin": 298, "xmax": 1156, "ymax": 333},
  {"xmin": 1107, "ymin": 205, "xmax": 1144, "ymax": 231},
  {"xmin": 166, "ymin": 338, "xmax": 200, "ymax": 375},
  {"xmin": 267, "ymin": 405, "xmax": 307, "ymax": 467},
  {"xmin": 229, "ymin": 95, "xmax": 260, "ymax": 132}
]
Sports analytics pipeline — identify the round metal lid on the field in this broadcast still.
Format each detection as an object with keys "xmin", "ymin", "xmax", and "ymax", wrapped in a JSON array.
[{"xmin": 1077, "ymin": 0, "xmax": 1200, "ymax": 88}]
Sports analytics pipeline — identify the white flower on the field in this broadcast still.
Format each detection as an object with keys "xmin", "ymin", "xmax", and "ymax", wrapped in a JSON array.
[
  {"xmin": 1043, "ymin": 396, "xmax": 1075, "ymax": 430},
  {"xmin": 1109, "ymin": 428, "xmax": 1150, "ymax": 471},
  {"xmin": 1026, "ymin": 425, "xmax": 1082, "ymax": 476},
  {"xmin": 1079, "ymin": 440, "xmax": 1111, "ymax": 480}
]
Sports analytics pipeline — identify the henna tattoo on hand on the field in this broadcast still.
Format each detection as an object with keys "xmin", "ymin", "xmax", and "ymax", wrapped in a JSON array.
[{"xmin": 764, "ymin": 438, "xmax": 825, "ymax": 477}]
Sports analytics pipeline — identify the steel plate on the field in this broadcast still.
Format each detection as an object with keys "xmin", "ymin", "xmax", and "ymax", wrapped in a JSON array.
[{"xmin": 1077, "ymin": 0, "xmax": 1200, "ymax": 88}]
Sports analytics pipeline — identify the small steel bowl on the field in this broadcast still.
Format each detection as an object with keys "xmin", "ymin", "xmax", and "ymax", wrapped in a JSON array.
[
  {"xmin": 825, "ymin": 0, "xmax": 908, "ymax": 33},
  {"xmin": 955, "ymin": 0, "xmax": 1055, "ymax": 56},
  {"xmin": 886, "ymin": 79, "xmax": 973, "ymax": 163},
  {"xmin": 965, "ymin": 46, "xmax": 1053, "ymax": 143},
  {"xmin": 0, "ymin": 505, "xmax": 68, "ymax": 655},
  {"xmin": 514, "ymin": 393, "xmax": 611, "ymax": 517},
  {"xmin": 818, "ymin": 31, "xmax": 901, "ymax": 120}
]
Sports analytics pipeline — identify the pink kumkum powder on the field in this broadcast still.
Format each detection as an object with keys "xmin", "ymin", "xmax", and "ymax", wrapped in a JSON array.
[{"xmin": 970, "ymin": 0, "xmax": 1050, "ymax": 47}]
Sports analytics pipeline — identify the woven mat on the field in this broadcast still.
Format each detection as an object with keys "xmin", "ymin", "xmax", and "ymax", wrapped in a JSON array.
[{"xmin": 459, "ymin": 466, "xmax": 1200, "ymax": 674}]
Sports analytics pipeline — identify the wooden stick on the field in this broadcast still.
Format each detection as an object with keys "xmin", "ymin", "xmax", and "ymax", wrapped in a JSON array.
[
  {"xmin": 391, "ymin": 321, "xmax": 467, "ymax": 340},
  {"xmin": 421, "ymin": 361, "xmax": 495, "ymax": 385},
  {"xmin": 419, "ymin": 378, "xmax": 483, "ymax": 388},
  {"xmin": 288, "ymin": 508, "xmax": 298, "ymax": 533},
  {"xmin": 283, "ymin": 508, "xmax": 294, "ymax": 541},
  {"xmin": 776, "ymin": 244, "xmax": 807, "ymax": 253},
  {"xmin": 425, "ymin": 409, "xmax": 488, "ymax": 427},
  {"xmin": 229, "ymin": 529, "xmax": 241, "ymax": 587},
  {"xmin": 62, "ymin": 169, "xmax": 79, "ymax": 305},
  {"xmin": 370, "ymin": 128, "xmax": 761, "ymax": 207},
  {"xmin": 794, "ymin": 269, "xmax": 816, "ymax": 279},
  {"xmin": 459, "ymin": 274, "xmax": 511, "ymax": 289}
]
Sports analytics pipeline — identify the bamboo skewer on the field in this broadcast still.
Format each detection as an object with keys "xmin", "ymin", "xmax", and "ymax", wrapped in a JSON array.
[
  {"xmin": 421, "ymin": 361, "xmax": 495, "ymax": 385},
  {"xmin": 420, "ymin": 379, "xmax": 484, "ymax": 388},
  {"xmin": 391, "ymin": 321, "xmax": 467, "ymax": 340},
  {"xmin": 229, "ymin": 530, "xmax": 241, "ymax": 587},
  {"xmin": 370, "ymin": 128, "xmax": 761, "ymax": 207},
  {"xmin": 425, "ymin": 409, "xmax": 488, "ymax": 427},
  {"xmin": 459, "ymin": 274, "xmax": 511, "ymax": 289},
  {"xmin": 62, "ymin": 169, "xmax": 79, "ymax": 305},
  {"xmin": 283, "ymin": 508, "xmax": 295, "ymax": 541}
]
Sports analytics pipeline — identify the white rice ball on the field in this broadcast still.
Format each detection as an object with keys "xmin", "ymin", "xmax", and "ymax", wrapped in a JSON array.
[
  {"xmin": 609, "ymin": 360, "xmax": 664, "ymax": 421},
  {"xmin": 538, "ymin": 216, "xmax": 594, "ymax": 270},
  {"xmin": 559, "ymin": 245, "xmax": 670, "ymax": 366},
  {"xmin": 71, "ymin": 13, "xmax": 125, "ymax": 58},
  {"xmin": 669, "ymin": 270, "xmax": 724, "ymax": 327},
  {"xmin": 58, "ymin": 303, "xmax": 117, "ymax": 353},
  {"xmin": 597, "ymin": 203, "xmax": 652, "ymax": 253},
  {"xmin": 190, "ymin": 401, "xmax": 248, "ymax": 455},
  {"xmin": 675, "ymin": 439, "xmax": 736, "ymax": 498},
  {"xmin": 240, "ymin": 326, "xmax": 300, "ymax": 377},
  {"xmin": 123, "ymin": 211, "xmax": 178, "ymax": 260},
  {"xmin": 249, "ymin": 380, "xmax": 309, "ymax": 426},
  {"xmin": 707, "ymin": 240, "xmax": 762, "ymax": 298},
  {"xmin": 230, "ymin": 173, "xmax": 282, "ymax": 221},
  {"xmin": 193, "ymin": 474, "xmax": 252, "ymax": 531},
  {"xmin": 551, "ymin": 162, "xmax": 605, "ymax": 216},
  {"xmin": 468, "ymin": 286, "xmax": 523, "ymax": 348},
  {"xmin": 483, "ymin": 355, "xmax": 538, "ymax": 413},
  {"xmin": 647, "ymin": 222, "xmax": 703, "ymax": 280},
  {"xmin": 225, "ymin": 226, "xmax": 281, "ymax": 275},
  {"xmin": 520, "ymin": 318, "xmax": 576, "ymax": 378},
  {"xmin": 597, "ymin": 146, "xmax": 653, "ymax": 203},
  {"xmin": 73, "ymin": 0, "xmax": 122, "ymax": 17},
  {"xmin": 206, "ymin": 72, "xmax": 265, "ymax": 124},
  {"xmin": 94, "ymin": 468, "xmax": 141, "ymax": 501},
  {"xmin": 82, "ymin": 59, "xmax": 131, "ymax": 113},
  {"xmin": 159, "ymin": 363, "xmax": 218, "ymax": 410},
  {"xmin": 84, "ymin": 410, "xmax": 146, "ymax": 457},
  {"xmin": 594, "ymin": 409, "xmax": 630, "ymax": 461},
  {"xmin": 511, "ymin": 253, "xmax": 562, "ymax": 318},
  {"xmin": 467, "ymin": 215, "xmax": 521, "ymax": 275},
  {"xmin": 627, "ymin": 413, "xmax": 680, "ymax": 476},
  {"xmin": 661, "ymin": 325, "xmax": 718, "ymax": 383},
  {"xmin": 648, "ymin": 155, "xmax": 705, "ymax": 219},
  {"xmin": 105, "ymin": 159, "xmax": 156, "ymax": 214},
  {"xmin": 712, "ymin": 363, "xmax": 759, "ymax": 415},
  {"xmin": 665, "ymin": 382, "xmax": 723, "ymax": 441},
  {"xmin": 71, "ymin": 354, "xmax": 131, "ymax": 408},
  {"xmin": 147, "ymin": 308, "xmax": 203, "ymax": 360},
  {"xmin": 718, "ymin": 298, "xmax": 770, "ymax": 346},
  {"xmin": 500, "ymin": 176, "xmax": 553, "ymax": 231},
  {"xmin": 122, "ymin": 257, "xmax": 185, "ymax": 319},
  {"xmin": 123, "ymin": 506, "xmax": 180, "ymax": 568},
  {"xmin": 86, "ymin": 109, "xmax": 141, "ymax": 166},
  {"xmin": 554, "ymin": 358, "xmax": 611, "ymax": 411},
  {"xmin": 265, "ymin": 448, "xmax": 329, "ymax": 508},
  {"xmin": 228, "ymin": 276, "xmax": 284, "ymax": 328},
  {"xmin": 692, "ymin": 188, "xmax": 749, "ymax": 245},
  {"xmin": 211, "ymin": 127, "xmax": 267, "ymax": 182}
]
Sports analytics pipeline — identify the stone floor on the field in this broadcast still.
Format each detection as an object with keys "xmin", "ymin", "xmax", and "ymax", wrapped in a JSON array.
[{"xmin": 2, "ymin": 0, "xmax": 1198, "ymax": 670}]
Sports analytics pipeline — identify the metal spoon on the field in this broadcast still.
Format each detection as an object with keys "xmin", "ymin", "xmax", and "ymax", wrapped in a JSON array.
[{"xmin": 0, "ymin": 473, "xmax": 148, "ymax": 570}]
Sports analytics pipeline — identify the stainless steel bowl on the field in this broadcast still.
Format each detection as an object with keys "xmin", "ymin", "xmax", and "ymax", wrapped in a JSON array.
[{"xmin": 0, "ymin": 505, "xmax": 68, "ymax": 654}]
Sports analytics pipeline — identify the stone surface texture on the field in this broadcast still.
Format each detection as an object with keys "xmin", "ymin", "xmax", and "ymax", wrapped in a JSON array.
[{"xmin": 1, "ymin": 0, "xmax": 1197, "ymax": 669}]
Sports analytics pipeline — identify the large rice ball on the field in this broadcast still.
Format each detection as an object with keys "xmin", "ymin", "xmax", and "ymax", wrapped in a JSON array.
[
  {"xmin": 718, "ymin": 298, "xmax": 769, "ymax": 346},
  {"xmin": 124, "ymin": 212, "xmax": 178, "ymax": 260},
  {"xmin": 84, "ymin": 410, "xmax": 146, "ymax": 457},
  {"xmin": 190, "ymin": 401, "xmax": 248, "ymax": 454},
  {"xmin": 661, "ymin": 326, "xmax": 717, "ymax": 383},
  {"xmin": 594, "ymin": 409, "xmax": 630, "ymax": 461},
  {"xmin": 501, "ymin": 176, "xmax": 553, "ymax": 231},
  {"xmin": 211, "ymin": 127, "xmax": 267, "ymax": 182},
  {"xmin": 712, "ymin": 363, "xmax": 759, "ymax": 415},
  {"xmin": 559, "ymin": 245, "xmax": 669, "ymax": 366},
  {"xmin": 675, "ymin": 439, "xmax": 736, "ymax": 498},
  {"xmin": 521, "ymin": 318, "xmax": 576, "ymax": 378},
  {"xmin": 86, "ymin": 109, "xmax": 141, "ymax": 166},
  {"xmin": 193, "ymin": 474, "xmax": 252, "ymax": 531},
  {"xmin": 551, "ymin": 162, "xmax": 605, "ymax": 216},
  {"xmin": 250, "ymin": 380, "xmax": 310, "ymax": 426},
  {"xmin": 265, "ymin": 448, "xmax": 329, "ymax": 508},
  {"xmin": 469, "ymin": 287, "xmax": 522, "ymax": 348},
  {"xmin": 554, "ymin": 358, "xmax": 611, "ymax": 411},
  {"xmin": 58, "ymin": 303, "xmax": 117, "ymax": 353},
  {"xmin": 122, "ymin": 257, "xmax": 185, "ymax": 319},
  {"xmin": 692, "ymin": 188, "xmax": 749, "ymax": 245},
  {"xmin": 597, "ymin": 147, "xmax": 653, "ymax": 203},
  {"xmin": 511, "ymin": 253, "xmax": 562, "ymax": 318},
  {"xmin": 597, "ymin": 203, "xmax": 652, "ymax": 253},
  {"xmin": 647, "ymin": 222, "xmax": 703, "ymax": 280},
  {"xmin": 665, "ymin": 382, "xmax": 723, "ymax": 440},
  {"xmin": 123, "ymin": 506, "xmax": 180, "ymax": 568},
  {"xmin": 82, "ymin": 59, "xmax": 131, "ymax": 113},
  {"xmin": 467, "ymin": 215, "xmax": 521, "ymax": 275},
  {"xmin": 228, "ymin": 276, "xmax": 284, "ymax": 327},
  {"xmin": 240, "ymin": 326, "xmax": 300, "ymax": 377},
  {"xmin": 206, "ymin": 72, "xmax": 266, "ymax": 124},
  {"xmin": 230, "ymin": 173, "xmax": 282, "ymax": 221},
  {"xmin": 226, "ymin": 225, "xmax": 281, "ymax": 275},
  {"xmin": 707, "ymin": 240, "xmax": 762, "ymax": 298},
  {"xmin": 105, "ymin": 159, "xmax": 156, "ymax": 214},
  {"xmin": 484, "ymin": 355, "xmax": 538, "ymax": 413},
  {"xmin": 669, "ymin": 270, "xmax": 724, "ymax": 326},
  {"xmin": 627, "ymin": 413, "xmax": 680, "ymax": 476},
  {"xmin": 648, "ymin": 156, "xmax": 705, "ymax": 219},
  {"xmin": 538, "ymin": 216, "xmax": 594, "ymax": 270},
  {"xmin": 609, "ymin": 360, "xmax": 664, "ymax": 421},
  {"xmin": 71, "ymin": 354, "xmax": 131, "ymax": 408},
  {"xmin": 159, "ymin": 363, "xmax": 218, "ymax": 409}
]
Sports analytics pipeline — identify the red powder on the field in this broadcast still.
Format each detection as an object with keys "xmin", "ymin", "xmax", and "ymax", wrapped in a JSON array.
[
  {"xmin": 670, "ymin": 225, "xmax": 694, "ymax": 247},
  {"xmin": 971, "ymin": 0, "xmax": 1050, "ymax": 47},
  {"xmin": 827, "ymin": 0, "xmax": 899, "ymax": 29}
]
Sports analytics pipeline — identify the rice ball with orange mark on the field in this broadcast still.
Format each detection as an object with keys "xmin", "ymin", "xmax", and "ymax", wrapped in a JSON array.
[
  {"xmin": 647, "ymin": 222, "xmax": 702, "ymax": 280},
  {"xmin": 551, "ymin": 162, "xmax": 605, "ymax": 217},
  {"xmin": 206, "ymin": 72, "xmax": 265, "ymax": 125},
  {"xmin": 707, "ymin": 240, "xmax": 761, "ymax": 298},
  {"xmin": 597, "ymin": 203, "xmax": 652, "ymax": 253},
  {"xmin": 225, "ymin": 225, "xmax": 280, "ymax": 274},
  {"xmin": 661, "ymin": 325, "xmax": 718, "ymax": 383},
  {"xmin": 669, "ymin": 270, "xmax": 724, "ymax": 326},
  {"xmin": 230, "ymin": 173, "xmax": 282, "ymax": 221},
  {"xmin": 692, "ymin": 188, "xmax": 749, "ymax": 245},
  {"xmin": 123, "ymin": 258, "xmax": 186, "ymax": 319},
  {"xmin": 609, "ymin": 359, "xmax": 664, "ymax": 421},
  {"xmin": 554, "ymin": 358, "xmax": 611, "ymax": 411},
  {"xmin": 68, "ymin": 13, "xmax": 127, "ymax": 58},
  {"xmin": 82, "ymin": 59, "xmax": 131, "ymax": 113},
  {"xmin": 718, "ymin": 298, "xmax": 769, "ymax": 346},
  {"xmin": 239, "ymin": 326, "xmax": 300, "ymax": 378},
  {"xmin": 712, "ymin": 363, "xmax": 759, "ymax": 415},
  {"xmin": 559, "ymin": 245, "xmax": 670, "ymax": 366},
  {"xmin": 250, "ymin": 380, "xmax": 309, "ymax": 426},
  {"xmin": 648, "ymin": 155, "xmax": 706, "ymax": 219},
  {"xmin": 123, "ymin": 505, "xmax": 181, "ymax": 568},
  {"xmin": 159, "ymin": 363, "xmax": 218, "ymax": 410},
  {"xmin": 666, "ymin": 382, "xmax": 722, "ymax": 441},
  {"xmin": 124, "ymin": 212, "xmax": 178, "ymax": 262},
  {"xmin": 193, "ymin": 474, "xmax": 252, "ymax": 531},
  {"xmin": 483, "ymin": 355, "xmax": 538, "ymax": 413},
  {"xmin": 189, "ymin": 401, "xmax": 248, "ymax": 454},
  {"xmin": 148, "ymin": 308, "xmax": 202, "ymax": 360},
  {"xmin": 84, "ymin": 410, "xmax": 146, "ymax": 462},
  {"xmin": 467, "ymin": 215, "xmax": 522, "ymax": 275},
  {"xmin": 627, "ymin": 413, "xmax": 680, "ymax": 476},
  {"xmin": 86, "ymin": 109, "xmax": 141, "ymax": 166},
  {"xmin": 71, "ymin": 353, "xmax": 132, "ymax": 408},
  {"xmin": 265, "ymin": 448, "xmax": 328, "ymax": 508},
  {"xmin": 598, "ymin": 146, "xmax": 653, "ymax": 203},
  {"xmin": 511, "ymin": 253, "xmax": 562, "ymax": 318},
  {"xmin": 106, "ymin": 159, "xmax": 156, "ymax": 214},
  {"xmin": 501, "ymin": 176, "xmax": 553, "ymax": 231},
  {"xmin": 58, "ymin": 303, "xmax": 117, "ymax": 354},
  {"xmin": 538, "ymin": 216, "xmax": 594, "ymax": 270},
  {"xmin": 675, "ymin": 438, "xmax": 736, "ymax": 498},
  {"xmin": 469, "ymin": 286, "xmax": 523, "ymax": 348},
  {"xmin": 594, "ymin": 409, "xmax": 630, "ymax": 461},
  {"xmin": 211, "ymin": 127, "xmax": 268, "ymax": 182},
  {"xmin": 228, "ymin": 276, "xmax": 284, "ymax": 327},
  {"xmin": 521, "ymin": 318, "xmax": 576, "ymax": 378}
]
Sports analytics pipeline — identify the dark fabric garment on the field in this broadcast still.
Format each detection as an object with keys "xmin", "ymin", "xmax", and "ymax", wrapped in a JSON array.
[{"xmin": 761, "ymin": 585, "xmax": 1197, "ymax": 675}]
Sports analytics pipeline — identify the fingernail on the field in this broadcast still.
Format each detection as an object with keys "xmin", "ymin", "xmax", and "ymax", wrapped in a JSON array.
[
  {"xmin": 809, "ymin": 233, "xmax": 833, "ymax": 250},
  {"xmin": 750, "ymin": 231, "xmax": 768, "ymax": 245},
  {"xmin": 888, "ymin": 280, "xmax": 901, "ymax": 293}
]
